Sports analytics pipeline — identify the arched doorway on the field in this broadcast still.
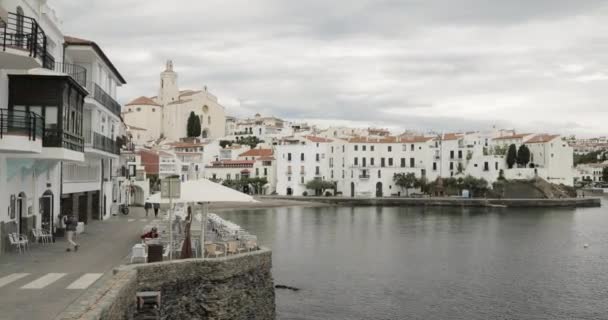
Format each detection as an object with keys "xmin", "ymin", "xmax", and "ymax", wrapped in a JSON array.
[
  {"xmin": 376, "ymin": 182, "xmax": 383, "ymax": 197},
  {"xmin": 350, "ymin": 182, "xmax": 355, "ymax": 197},
  {"xmin": 40, "ymin": 190, "xmax": 53, "ymax": 233},
  {"xmin": 286, "ymin": 188, "xmax": 293, "ymax": 196},
  {"xmin": 17, "ymin": 192, "xmax": 27, "ymax": 235},
  {"xmin": 130, "ymin": 185, "xmax": 145, "ymax": 206}
]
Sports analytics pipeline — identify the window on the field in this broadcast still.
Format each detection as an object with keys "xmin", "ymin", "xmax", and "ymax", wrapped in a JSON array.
[
  {"xmin": 342, "ymin": 170, "xmax": 345, "ymax": 178},
  {"xmin": 400, "ymin": 158, "xmax": 406, "ymax": 167},
  {"xmin": 331, "ymin": 170, "xmax": 334, "ymax": 179},
  {"xmin": 136, "ymin": 107, "xmax": 141, "ymax": 112},
  {"xmin": 495, "ymin": 162, "xmax": 498, "ymax": 170},
  {"xmin": 208, "ymin": 116, "xmax": 211, "ymax": 125},
  {"xmin": 315, "ymin": 166, "xmax": 320, "ymax": 175},
  {"xmin": 402, "ymin": 145, "xmax": 407, "ymax": 151},
  {"xmin": 301, "ymin": 153, "xmax": 305, "ymax": 161},
  {"xmin": 256, "ymin": 168, "xmax": 259, "ymax": 176},
  {"xmin": 288, "ymin": 153, "xmax": 292, "ymax": 161},
  {"xmin": 362, "ymin": 157, "xmax": 367, "ymax": 167},
  {"xmin": 484, "ymin": 162, "xmax": 489, "ymax": 171},
  {"xmin": 381, "ymin": 158, "xmax": 386, "ymax": 167},
  {"xmin": 378, "ymin": 170, "xmax": 381, "ymax": 178},
  {"xmin": 264, "ymin": 168, "xmax": 268, "ymax": 176},
  {"xmin": 152, "ymin": 108, "xmax": 156, "ymax": 112},
  {"xmin": 354, "ymin": 157, "xmax": 358, "ymax": 166},
  {"xmin": 316, "ymin": 154, "xmax": 320, "ymax": 161},
  {"xmin": 300, "ymin": 166, "xmax": 305, "ymax": 173},
  {"xmin": 433, "ymin": 162, "xmax": 437, "ymax": 171},
  {"xmin": 354, "ymin": 145, "xmax": 358, "ymax": 151},
  {"xmin": 450, "ymin": 162, "xmax": 454, "ymax": 170},
  {"xmin": 450, "ymin": 150, "xmax": 454, "ymax": 159},
  {"xmin": 203, "ymin": 105, "xmax": 209, "ymax": 113},
  {"xmin": 370, "ymin": 158, "xmax": 375, "ymax": 166},
  {"xmin": 342, "ymin": 145, "xmax": 345, "ymax": 152},
  {"xmin": 411, "ymin": 144, "xmax": 414, "ymax": 151},
  {"xmin": 388, "ymin": 158, "xmax": 393, "ymax": 166},
  {"xmin": 301, "ymin": 176, "xmax": 304, "ymax": 183},
  {"xmin": 458, "ymin": 150, "xmax": 463, "ymax": 159},
  {"xmin": 371, "ymin": 146, "xmax": 375, "ymax": 151},
  {"xmin": 226, "ymin": 174, "xmax": 231, "ymax": 180},
  {"xmin": 331, "ymin": 146, "xmax": 334, "ymax": 153},
  {"xmin": 362, "ymin": 145, "xmax": 366, "ymax": 151},
  {"xmin": 388, "ymin": 146, "xmax": 392, "ymax": 152},
  {"xmin": 410, "ymin": 158, "xmax": 415, "ymax": 168}
]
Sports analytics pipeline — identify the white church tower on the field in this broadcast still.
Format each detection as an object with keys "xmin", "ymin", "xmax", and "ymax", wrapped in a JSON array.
[{"xmin": 158, "ymin": 60, "xmax": 179, "ymax": 105}]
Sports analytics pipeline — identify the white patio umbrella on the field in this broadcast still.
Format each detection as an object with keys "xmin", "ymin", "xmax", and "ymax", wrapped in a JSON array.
[{"xmin": 147, "ymin": 179, "xmax": 256, "ymax": 259}]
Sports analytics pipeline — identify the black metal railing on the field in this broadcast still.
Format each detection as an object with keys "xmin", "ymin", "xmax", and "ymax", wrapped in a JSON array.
[
  {"xmin": 43, "ymin": 128, "xmax": 84, "ymax": 152},
  {"xmin": 0, "ymin": 108, "xmax": 44, "ymax": 140},
  {"xmin": 92, "ymin": 83, "xmax": 121, "ymax": 117},
  {"xmin": 43, "ymin": 62, "xmax": 87, "ymax": 88},
  {"xmin": 1, "ymin": 12, "xmax": 46, "ymax": 63},
  {"xmin": 92, "ymin": 132, "xmax": 119, "ymax": 155}
]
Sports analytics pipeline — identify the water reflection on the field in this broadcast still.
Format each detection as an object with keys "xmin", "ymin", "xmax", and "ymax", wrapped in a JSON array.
[{"xmin": 218, "ymin": 201, "xmax": 607, "ymax": 320}]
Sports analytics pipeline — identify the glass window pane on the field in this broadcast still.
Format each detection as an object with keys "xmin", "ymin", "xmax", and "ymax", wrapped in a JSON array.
[{"xmin": 45, "ymin": 106, "xmax": 58, "ymax": 129}]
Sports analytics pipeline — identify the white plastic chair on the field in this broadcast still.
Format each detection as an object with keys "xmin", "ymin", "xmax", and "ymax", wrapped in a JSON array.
[
  {"xmin": 9, "ymin": 233, "xmax": 28, "ymax": 253},
  {"xmin": 130, "ymin": 244, "xmax": 147, "ymax": 263}
]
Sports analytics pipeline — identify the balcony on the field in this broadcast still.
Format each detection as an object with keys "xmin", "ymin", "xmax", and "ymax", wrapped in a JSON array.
[
  {"xmin": 0, "ymin": 109, "xmax": 44, "ymax": 153},
  {"xmin": 90, "ymin": 83, "xmax": 122, "ymax": 117},
  {"xmin": 42, "ymin": 62, "xmax": 87, "ymax": 89},
  {"xmin": 43, "ymin": 129, "xmax": 84, "ymax": 152},
  {"xmin": 91, "ymin": 132, "xmax": 120, "ymax": 155},
  {"xmin": 0, "ymin": 11, "xmax": 47, "ymax": 69},
  {"xmin": 359, "ymin": 174, "xmax": 370, "ymax": 179}
]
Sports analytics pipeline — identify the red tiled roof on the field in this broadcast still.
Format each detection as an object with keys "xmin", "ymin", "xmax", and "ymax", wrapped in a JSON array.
[
  {"xmin": 493, "ymin": 133, "xmax": 532, "ymax": 140},
  {"xmin": 257, "ymin": 156, "xmax": 275, "ymax": 161},
  {"xmin": 168, "ymin": 99, "xmax": 193, "ymax": 105},
  {"xmin": 168, "ymin": 142, "xmax": 205, "ymax": 148},
  {"xmin": 306, "ymin": 135, "xmax": 333, "ymax": 143},
  {"xmin": 126, "ymin": 96, "xmax": 160, "ymax": 106},
  {"xmin": 127, "ymin": 125, "xmax": 147, "ymax": 131},
  {"xmin": 525, "ymin": 134, "xmax": 560, "ymax": 144},
  {"xmin": 441, "ymin": 133, "xmax": 463, "ymax": 141},
  {"xmin": 239, "ymin": 149, "xmax": 273, "ymax": 157}
]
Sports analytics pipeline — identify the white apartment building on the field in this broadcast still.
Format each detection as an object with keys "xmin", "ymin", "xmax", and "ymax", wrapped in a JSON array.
[
  {"xmin": 275, "ymin": 136, "xmax": 333, "ymax": 196},
  {"xmin": 0, "ymin": 1, "xmax": 89, "ymax": 254},
  {"xmin": 61, "ymin": 36, "xmax": 126, "ymax": 223}
]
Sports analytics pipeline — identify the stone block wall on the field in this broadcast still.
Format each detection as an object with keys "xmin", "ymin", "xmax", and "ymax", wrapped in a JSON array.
[{"xmin": 54, "ymin": 248, "xmax": 275, "ymax": 320}]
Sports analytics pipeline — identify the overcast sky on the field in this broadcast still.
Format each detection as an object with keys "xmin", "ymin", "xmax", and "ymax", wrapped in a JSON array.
[{"xmin": 53, "ymin": 0, "xmax": 608, "ymax": 136}]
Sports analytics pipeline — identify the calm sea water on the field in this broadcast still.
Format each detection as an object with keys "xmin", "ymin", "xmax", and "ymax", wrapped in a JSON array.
[{"xmin": 218, "ymin": 198, "xmax": 608, "ymax": 320}]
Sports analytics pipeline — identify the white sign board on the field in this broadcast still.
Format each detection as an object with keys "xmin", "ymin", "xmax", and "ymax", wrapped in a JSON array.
[{"xmin": 161, "ymin": 178, "xmax": 181, "ymax": 199}]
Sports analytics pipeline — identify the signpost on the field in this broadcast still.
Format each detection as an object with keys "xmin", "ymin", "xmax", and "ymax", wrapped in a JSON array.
[{"xmin": 161, "ymin": 177, "xmax": 181, "ymax": 260}]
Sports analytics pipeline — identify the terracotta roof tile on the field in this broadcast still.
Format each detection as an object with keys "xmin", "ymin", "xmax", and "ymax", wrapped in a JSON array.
[
  {"xmin": 239, "ymin": 149, "xmax": 273, "ymax": 157},
  {"xmin": 305, "ymin": 135, "xmax": 333, "ymax": 143},
  {"xmin": 126, "ymin": 96, "xmax": 160, "ymax": 106},
  {"xmin": 525, "ymin": 134, "xmax": 560, "ymax": 144},
  {"xmin": 493, "ymin": 133, "xmax": 532, "ymax": 140}
]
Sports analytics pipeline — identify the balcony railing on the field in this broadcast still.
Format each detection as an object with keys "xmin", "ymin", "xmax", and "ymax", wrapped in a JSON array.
[
  {"xmin": 43, "ymin": 62, "xmax": 87, "ymax": 88},
  {"xmin": 1, "ymin": 12, "xmax": 46, "ymax": 63},
  {"xmin": 43, "ymin": 128, "xmax": 84, "ymax": 152},
  {"xmin": 92, "ymin": 83, "xmax": 121, "ymax": 117},
  {"xmin": 0, "ymin": 109, "xmax": 44, "ymax": 140},
  {"xmin": 92, "ymin": 132, "xmax": 120, "ymax": 155},
  {"xmin": 359, "ymin": 174, "xmax": 370, "ymax": 179}
]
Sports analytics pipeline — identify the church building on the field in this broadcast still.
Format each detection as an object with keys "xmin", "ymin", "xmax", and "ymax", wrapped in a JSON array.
[{"xmin": 123, "ymin": 61, "xmax": 226, "ymax": 145}]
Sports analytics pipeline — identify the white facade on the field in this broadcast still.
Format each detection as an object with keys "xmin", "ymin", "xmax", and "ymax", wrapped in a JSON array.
[{"xmin": 123, "ymin": 61, "xmax": 226, "ymax": 144}]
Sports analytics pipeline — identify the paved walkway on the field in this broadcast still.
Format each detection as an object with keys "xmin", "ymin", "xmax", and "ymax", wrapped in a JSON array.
[{"xmin": 0, "ymin": 206, "xmax": 155, "ymax": 320}]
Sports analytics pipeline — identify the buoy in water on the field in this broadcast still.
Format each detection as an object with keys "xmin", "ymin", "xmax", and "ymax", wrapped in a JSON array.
[{"xmin": 584, "ymin": 243, "xmax": 589, "ymax": 248}]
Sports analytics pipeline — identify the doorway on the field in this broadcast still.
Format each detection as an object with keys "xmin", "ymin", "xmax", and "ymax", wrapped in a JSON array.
[
  {"xmin": 92, "ymin": 192, "xmax": 100, "ymax": 220},
  {"xmin": 78, "ymin": 194, "xmax": 88, "ymax": 224},
  {"xmin": 286, "ymin": 188, "xmax": 293, "ymax": 196},
  {"xmin": 40, "ymin": 190, "xmax": 53, "ymax": 233},
  {"xmin": 376, "ymin": 182, "xmax": 383, "ymax": 197},
  {"xmin": 350, "ymin": 182, "xmax": 355, "ymax": 197}
]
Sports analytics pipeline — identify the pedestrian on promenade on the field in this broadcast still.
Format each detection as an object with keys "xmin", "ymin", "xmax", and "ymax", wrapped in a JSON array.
[
  {"xmin": 62, "ymin": 213, "xmax": 79, "ymax": 252},
  {"xmin": 144, "ymin": 201, "xmax": 152, "ymax": 217},
  {"xmin": 153, "ymin": 203, "xmax": 160, "ymax": 218}
]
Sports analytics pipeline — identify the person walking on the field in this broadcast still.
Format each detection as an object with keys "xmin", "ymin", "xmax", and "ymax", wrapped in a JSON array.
[
  {"xmin": 144, "ymin": 201, "xmax": 152, "ymax": 217},
  {"xmin": 153, "ymin": 203, "xmax": 160, "ymax": 218},
  {"xmin": 63, "ymin": 214, "xmax": 79, "ymax": 252}
]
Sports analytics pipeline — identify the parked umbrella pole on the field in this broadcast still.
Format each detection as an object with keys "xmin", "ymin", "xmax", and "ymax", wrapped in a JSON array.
[{"xmin": 200, "ymin": 202, "xmax": 208, "ymax": 259}]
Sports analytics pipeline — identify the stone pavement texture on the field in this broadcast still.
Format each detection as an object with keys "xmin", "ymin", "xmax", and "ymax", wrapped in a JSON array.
[{"xmin": 0, "ymin": 206, "xmax": 152, "ymax": 320}]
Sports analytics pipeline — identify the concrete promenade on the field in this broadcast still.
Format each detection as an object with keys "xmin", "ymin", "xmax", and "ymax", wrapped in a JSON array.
[
  {"xmin": 0, "ymin": 207, "xmax": 151, "ymax": 320},
  {"xmin": 260, "ymin": 195, "xmax": 602, "ymax": 208}
]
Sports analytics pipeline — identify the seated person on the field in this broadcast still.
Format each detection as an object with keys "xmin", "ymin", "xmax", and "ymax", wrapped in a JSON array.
[{"xmin": 141, "ymin": 227, "xmax": 159, "ymax": 239}]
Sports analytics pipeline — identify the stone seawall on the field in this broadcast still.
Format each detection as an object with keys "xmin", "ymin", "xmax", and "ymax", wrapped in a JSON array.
[
  {"xmin": 55, "ymin": 249, "xmax": 275, "ymax": 320},
  {"xmin": 260, "ymin": 196, "xmax": 601, "ymax": 208}
]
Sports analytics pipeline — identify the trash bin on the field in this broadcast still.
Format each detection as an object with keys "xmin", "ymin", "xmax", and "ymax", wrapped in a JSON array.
[{"xmin": 147, "ymin": 244, "xmax": 163, "ymax": 263}]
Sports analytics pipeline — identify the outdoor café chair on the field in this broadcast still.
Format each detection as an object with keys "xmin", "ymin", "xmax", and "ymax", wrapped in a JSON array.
[
  {"xmin": 130, "ymin": 244, "xmax": 147, "ymax": 263},
  {"xmin": 204, "ymin": 243, "xmax": 225, "ymax": 258}
]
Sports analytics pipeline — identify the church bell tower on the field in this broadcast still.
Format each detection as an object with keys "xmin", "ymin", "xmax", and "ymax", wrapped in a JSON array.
[{"xmin": 158, "ymin": 60, "xmax": 179, "ymax": 105}]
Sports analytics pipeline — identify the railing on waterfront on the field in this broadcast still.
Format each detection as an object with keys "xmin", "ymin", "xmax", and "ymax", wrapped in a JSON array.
[
  {"xmin": 0, "ymin": 109, "xmax": 44, "ymax": 140},
  {"xmin": 0, "ymin": 12, "xmax": 47, "ymax": 63},
  {"xmin": 90, "ymin": 83, "xmax": 122, "ymax": 117},
  {"xmin": 92, "ymin": 131, "xmax": 120, "ymax": 155},
  {"xmin": 43, "ymin": 128, "xmax": 84, "ymax": 152}
]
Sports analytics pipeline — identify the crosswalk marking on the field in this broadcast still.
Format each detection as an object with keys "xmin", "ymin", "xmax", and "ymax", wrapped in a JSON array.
[
  {"xmin": 21, "ymin": 273, "xmax": 66, "ymax": 289},
  {"xmin": 0, "ymin": 273, "xmax": 30, "ymax": 288},
  {"xmin": 66, "ymin": 273, "xmax": 103, "ymax": 290},
  {"xmin": 128, "ymin": 219, "xmax": 135, "ymax": 222}
]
